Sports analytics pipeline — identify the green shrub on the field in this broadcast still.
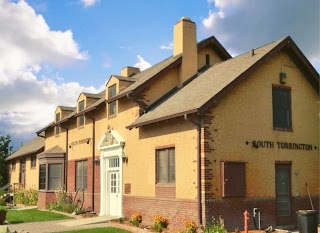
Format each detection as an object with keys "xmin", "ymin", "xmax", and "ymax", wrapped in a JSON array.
[
  {"xmin": 0, "ymin": 198, "xmax": 6, "ymax": 206},
  {"xmin": 154, "ymin": 215, "xmax": 168, "ymax": 232},
  {"xmin": 48, "ymin": 186, "xmax": 76, "ymax": 214},
  {"xmin": 130, "ymin": 213, "xmax": 142, "ymax": 227},
  {"xmin": 14, "ymin": 188, "xmax": 38, "ymax": 205},
  {"xmin": 201, "ymin": 216, "xmax": 227, "ymax": 233}
]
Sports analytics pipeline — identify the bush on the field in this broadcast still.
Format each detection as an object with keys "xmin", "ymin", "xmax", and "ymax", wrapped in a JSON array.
[
  {"xmin": 14, "ymin": 188, "xmax": 38, "ymax": 205},
  {"xmin": 154, "ymin": 215, "xmax": 169, "ymax": 232},
  {"xmin": 48, "ymin": 186, "xmax": 77, "ymax": 214},
  {"xmin": 0, "ymin": 198, "xmax": 6, "ymax": 206},
  {"xmin": 130, "ymin": 213, "xmax": 142, "ymax": 227},
  {"xmin": 185, "ymin": 220, "xmax": 198, "ymax": 233},
  {"xmin": 201, "ymin": 216, "xmax": 227, "ymax": 233}
]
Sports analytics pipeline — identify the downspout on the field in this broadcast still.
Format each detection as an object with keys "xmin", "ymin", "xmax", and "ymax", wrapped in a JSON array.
[
  {"xmin": 59, "ymin": 125, "xmax": 69, "ymax": 190},
  {"xmin": 86, "ymin": 115, "xmax": 96, "ymax": 212},
  {"xmin": 184, "ymin": 114, "xmax": 202, "ymax": 225}
]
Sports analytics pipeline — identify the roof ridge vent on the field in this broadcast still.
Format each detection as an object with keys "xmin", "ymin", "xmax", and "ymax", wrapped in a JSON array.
[{"xmin": 250, "ymin": 49, "xmax": 255, "ymax": 57}]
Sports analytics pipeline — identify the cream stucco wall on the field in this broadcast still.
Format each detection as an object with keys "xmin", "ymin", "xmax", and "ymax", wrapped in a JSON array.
[
  {"xmin": 205, "ymin": 51, "xmax": 319, "ymax": 198},
  {"xmin": 198, "ymin": 47, "xmax": 224, "ymax": 68},
  {"xmin": 122, "ymin": 118, "xmax": 198, "ymax": 199},
  {"xmin": 8, "ymin": 154, "xmax": 39, "ymax": 189}
]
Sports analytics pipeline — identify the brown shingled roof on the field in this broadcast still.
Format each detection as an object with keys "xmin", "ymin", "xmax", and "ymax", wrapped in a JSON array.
[
  {"xmin": 6, "ymin": 137, "xmax": 44, "ymax": 161},
  {"xmin": 38, "ymin": 145, "xmax": 65, "ymax": 156},
  {"xmin": 108, "ymin": 54, "xmax": 182, "ymax": 103},
  {"xmin": 58, "ymin": 106, "xmax": 76, "ymax": 112},
  {"xmin": 127, "ymin": 36, "xmax": 319, "ymax": 129}
]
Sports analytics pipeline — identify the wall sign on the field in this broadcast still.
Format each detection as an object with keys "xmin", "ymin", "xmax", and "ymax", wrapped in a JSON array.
[
  {"xmin": 69, "ymin": 138, "xmax": 91, "ymax": 148},
  {"xmin": 246, "ymin": 140, "xmax": 318, "ymax": 151}
]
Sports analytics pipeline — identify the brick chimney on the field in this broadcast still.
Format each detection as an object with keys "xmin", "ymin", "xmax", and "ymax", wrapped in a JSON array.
[
  {"xmin": 121, "ymin": 66, "xmax": 140, "ymax": 77},
  {"xmin": 173, "ymin": 17, "xmax": 197, "ymax": 87}
]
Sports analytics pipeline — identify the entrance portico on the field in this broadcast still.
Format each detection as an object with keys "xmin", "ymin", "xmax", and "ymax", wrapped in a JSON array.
[{"xmin": 98, "ymin": 128, "xmax": 125, "ymax": 217}]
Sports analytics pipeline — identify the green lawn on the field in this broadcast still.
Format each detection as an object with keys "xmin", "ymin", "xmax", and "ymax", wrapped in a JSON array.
[
  {"xmin": 55, "ymin": 227, "xmax": 131, "ymax": 233},
  {"xmin": 7, "ymin": 209, "xmax": 72, "ymax": 224}
]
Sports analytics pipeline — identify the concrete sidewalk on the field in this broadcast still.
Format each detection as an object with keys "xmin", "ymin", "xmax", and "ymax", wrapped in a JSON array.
[{"xmin": 5, "ymin": 215, "xmax": 114, "ymax": 233}]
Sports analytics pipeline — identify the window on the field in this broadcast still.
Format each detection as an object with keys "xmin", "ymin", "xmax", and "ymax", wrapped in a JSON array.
[
  {"xmin": 206, "ymin": 54, "xmax": 210, "ymax": 66},
  {"xmin": 31, "ymin": 155, "xmax": 36, "ymax": 168},
  {"xmin": 39, "ymin": 164, "xmax": 46, "ymax": 190},
  {"xmin": 109, "ymin": 158, "xmax": 120, "ymax": 168},
  {"xmin": 55, "ymin": 113, "xmax": 60, "ymax": 135},
  {"xmin": 221, "ymin": 161, "xmax": 246, "ymax": 197},
  {"xmin": 78, "ymin": 100, "xmax": 85, "ymax": 127},
  {"xmin": 48, "ymin": 164, "xmax": 62, "ymax": 190},
  {"xmin": 12, "ymin": 160, "xmax": 16, "ymax": 171},
  {"xmin": 108, "ymin": 85, "xmax": 117, "ymax": 116},
  {"xmin": 156, "ymin": 148, "xmax": 175, "ymax": 183},
  {"xmin": 76, "ymin": 160, "xmax": 87, "ymax": 191},
  {"xmin": 272, "ymin": 86, "xmax": 291, "ymax": 130}
]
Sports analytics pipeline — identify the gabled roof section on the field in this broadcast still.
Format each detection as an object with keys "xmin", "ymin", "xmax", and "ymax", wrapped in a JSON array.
[
  {"xmin": 108, "ymin": 54, "xmax": 182, "ymax": 103},
  {"xmin": 128, "ymin": 36, "xmax": 319, "ymax": 129},
  {"xmin": 36, "ymin": 121, "xmax": 55, "ymax": 135},
  {"xmin": 105, "ymin": 75, "xmax": 137, "ymax": 88},
  {"xmin": 83, "ymin": 90, "xmax": 105, "ymax": 99},
  {"xmin": 5, "ymin": 137, "xmax": 44, "ymax": 161},
  {"xmin": 197, "ymin": 36, "xmax": 232, "ymax": 60},
  {"xmin": 58, "ymin": 106, "xmax": 75, "ymax": 112},
  {"xmin": 38, "ymin": 145, "xmax": 65, "ymax": 155},
  {"xmin": 112, "ymin": 75, "xmax": 137, "ymax": 82},
  {"xmin": 75, "ymin": 90, "xmax": 106, "ymax": 117}
]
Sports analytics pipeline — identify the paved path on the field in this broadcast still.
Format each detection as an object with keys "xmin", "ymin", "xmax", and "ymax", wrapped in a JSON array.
[
  {"xmin": 6, "ymin": 216, "xmax": 114, "ymax": 233},
  {"xmin": 5, "ymin": 215, "xmax": 153, "ymax": 233}
]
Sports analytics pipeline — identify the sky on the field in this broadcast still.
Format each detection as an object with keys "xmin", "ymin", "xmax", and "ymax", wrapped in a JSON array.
[{"xmin": 0, "ymin": 0, "xmax": 319, "ymax": 150}]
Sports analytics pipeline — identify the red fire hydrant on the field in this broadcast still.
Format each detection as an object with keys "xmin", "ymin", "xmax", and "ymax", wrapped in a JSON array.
[{"xmin": 243, "ymin": 210, "xmax": 250, "ymax": 233}]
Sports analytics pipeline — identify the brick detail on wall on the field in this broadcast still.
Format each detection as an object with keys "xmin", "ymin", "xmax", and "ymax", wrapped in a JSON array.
[
  {"xmin": 38, "ymin": 191, "xmax": 56, "ymax": 209},
  {"xmin": 66, "ymin": 158, "xmax": 101, "ymax": 214},
  {"xmin": 123, "ymin": 195, "xmax": 197, "ymax": 229},
  {"xmin": 204, "ymin": 196, "xmax": 319, "ymax": 231},
  {"xmin": 155, "ymin": 185, "xmax": 176, "ymax": 199},
  {"xmin": 203, "ymin": 116, "xmax": 214, "ymax": 125}
]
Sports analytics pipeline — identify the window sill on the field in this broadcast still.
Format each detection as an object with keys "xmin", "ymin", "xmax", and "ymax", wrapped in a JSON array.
[
  {"xmin": 108, "ymin": 114, "xmax": 117, "ymax": 119},
  {"xmin": 55, "ymin": 134, "xmax": 60, "ymax": 138},
  {"xmin": 30, "ymin": 167, "xmax": 36, "ymax": 170},
  {"xmin": 38, "ymin": 190, "xmax": 56, "ymax": 193},
  {"xmin": 273, "ymin": 127, "xmax": 293, "ymax": 132},
  {"xmin": 156, "ymin": 183, "xmax": 176, "ymax": 187},
  {"xmin": 78, "ymin": 125, "xmax": 84, "ymax": 130}
]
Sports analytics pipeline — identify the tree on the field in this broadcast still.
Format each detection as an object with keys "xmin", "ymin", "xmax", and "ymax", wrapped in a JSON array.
[{"xmin": 0, "ymin": 135, "xmax": 13, "ymax": 187}]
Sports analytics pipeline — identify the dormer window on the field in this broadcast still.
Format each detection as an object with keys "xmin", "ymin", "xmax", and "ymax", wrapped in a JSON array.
[
  {"xmin": 78, "ymin": 100, "xmax": 85, "ymax": 127},
  {"xmin": 108, "ymin": 85, "xmax": 117, "ymax": 116},
  {"xmin": 55, "ymin": 113, "xmax": 60, "ymax": 135}
]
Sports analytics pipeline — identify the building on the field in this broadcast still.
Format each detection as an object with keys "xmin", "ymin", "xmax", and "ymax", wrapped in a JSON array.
[
  {"xmin": 18, "ymin": 17, "xmax": 319, "ymax": 230},
  {"xmin": 5, "ymin": 137, "xmax": 44, "ymax": 190}
]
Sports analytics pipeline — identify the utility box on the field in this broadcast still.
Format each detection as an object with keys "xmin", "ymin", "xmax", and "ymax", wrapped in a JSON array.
[{"xmin": 297, "ymin": 210, "xmax": 318, "ymax": 233}]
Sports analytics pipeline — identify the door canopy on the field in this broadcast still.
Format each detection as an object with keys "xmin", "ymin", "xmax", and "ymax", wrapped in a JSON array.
[{"xmin": 98, "ymin": 126, "xmax": 125, "ymax": 150}]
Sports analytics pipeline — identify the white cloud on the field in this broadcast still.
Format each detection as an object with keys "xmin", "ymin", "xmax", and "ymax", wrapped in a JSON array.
[
  {"xmin": 160, "ymin": 42, "xmax": 173, "ymax": 50},
  {"xmin": 201, "ymin": 0, "xmax": 320, "ymax": 71},
  {"xmin": 134, "ymin": 55, "xmax": 151, "ymax": 71},
  {"xmin": 80, "ymin": 0, "xmax": 100, "ymax": 8},
  {"xmin": 0, "ymin": 0, "xmax": 98, "ymax": 142}
]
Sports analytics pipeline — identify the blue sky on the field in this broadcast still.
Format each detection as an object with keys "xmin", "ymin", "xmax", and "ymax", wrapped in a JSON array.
[{"xmin": 0, "ymin": 0, "xmax": 319, "ymax": 150}]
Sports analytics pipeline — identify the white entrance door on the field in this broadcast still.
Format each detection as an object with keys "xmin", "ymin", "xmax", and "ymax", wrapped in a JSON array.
[{"xmin": 109, "ymin": 171, "xmax": 120, "ymax": 216}]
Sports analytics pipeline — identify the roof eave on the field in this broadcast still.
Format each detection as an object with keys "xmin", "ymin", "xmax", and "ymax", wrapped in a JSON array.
[
  {"xmin": 199, "ymin": 36, "xmax": 319, "ymax": 115},
  {"xmin": 126, "ymin": 109, "xmax": 198, "ymax": 129},
  {"xmin": 5, "ymin": 147, "xmax": 44, "ymax": 161}
]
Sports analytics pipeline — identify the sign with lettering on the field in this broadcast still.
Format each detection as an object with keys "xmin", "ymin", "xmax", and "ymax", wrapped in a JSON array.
[
  {"xmin": 246, "ymin": 140, "xmax": 318, "ymax": 151},
  {"xmin": 69, "ymin": 138, "xmax": 91, "ymax": 148}
]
